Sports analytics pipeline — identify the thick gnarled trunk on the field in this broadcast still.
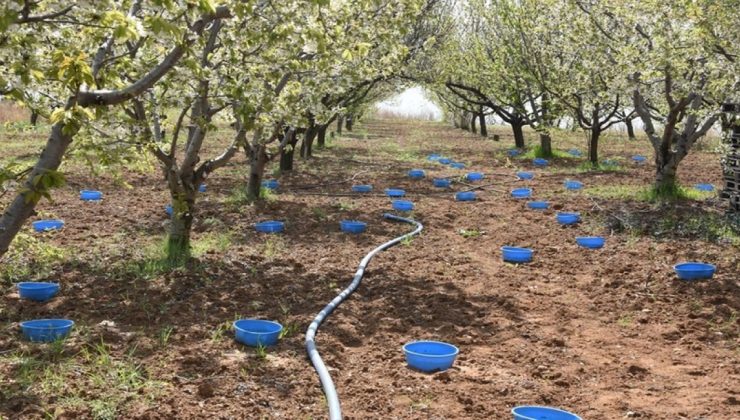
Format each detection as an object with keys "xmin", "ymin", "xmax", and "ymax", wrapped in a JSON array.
[
  {"xmin": 512, "ymin": 122, "xmax": 525, "ymax": 148},
  {"xmin": 247, "ymin": 144, "xmax": 268, "ymax": 201},
  {"xmin": 316, "ymin": 125, "xmax": 327, "ymax": 148},
  {"xmin": 539, "ymin": 133, "xmax": 552, "ymax": 157},
  {"xmin": 479, "ymin": 112, "xmax": 487, "ymax": 137}
]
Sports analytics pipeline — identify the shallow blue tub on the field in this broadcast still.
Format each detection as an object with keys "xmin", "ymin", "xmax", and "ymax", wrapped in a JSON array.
[
  {"xmin": 466, "ymin": 172, "xmax": 484, "ymax": 181},
  {"xmin": 632, "ymin": 155, "xmax": 647, "ymax": 163},
  {"xmin": 438, "ymin": 158, "xmax": 452, "ymax": 165},
  {"xmin": 165, "ymin": 204, "xmax": 173, "ymax": 216},
  {"xmin": 576, "ymin": 236, "xmax": 605, "ymax": 249},
  {"xmin": 233, "ymin": 319, "xmax": 283, "ymax": 347},
  {"xmin": 352, "ymin": 184, "xmax": 373, "ymax": 193},
  {"xmin": 674, "ymin": 262, "xmax": 716, "ymax": 280},
  {"xmin": 20, "ymin": 319, "xmax": 74, "ymax": 343},
  {"xmin": 450, "ymin": 162, "xmax": 466, "ymax": 169},
  {"xmin": 567, "ymin": 149, "xmax": 582, "ymax": 157},
  {"xmin": 694, "ymin": 183, "xmax": 714, "ymax": 192},
  {"xmin": 340, "ymin": 220, "xmax": 367, "ymax": 234},
  {"xmin": 433, "ymin": 178, "xmax": 451, "ymax": 188},
  {"xmin": 427, "ymin": 154, "xmax": 441, "ymax": 161},
  {"xmin": 501, "ymin": 246, "xmax": 533, "ymax": 263},
  {"xmin": 32, "ymin": 220, "xmax": 64, "ymax": 232},
  {"xmin": 511, "ymin": 188, "xmax": 532, "ymax": 199},
  {"xmin": 392, "ymin": 200, "xmax": 414, "ymax": 212},
  {"xmin": 508, "ymin": 149, "xmax": 522, "ymax": 157},
  {"xmin": 403, "ymin": 341, "xmax": 459, "ymax": 373},
  {"xmin": 455, "ymin": 191, "xmax": 476, "ymax": 201},
  {"xmin": 556, "ymin": 212, "xmax": 581, "ymax": 225},
  {"xmin": 408, "ymin": 169, "xmax": 425, "ymax": 179},
  {"xmin": 255, "ymin": 220, "xmax": 285, "ymax": 233},
  {"xmin": 564, "ymin": 180, "xmax": 583, "ymax": 190},
  {"xmin": 198, "ymin": 184, "xmax": 207, "ymax": 192},
  {"xmin": 17, "ymin": 282, "xmax": 60, "ymax": 302},
  {"xmin": 262, "ymin": 179, "xmax": 279, "ymax": 190},
  {"xmin": 386, "ymin": 188, "xmax": 406, "ymax": 197},
  {"xmin": 527, "ymin": 201, "xmax": 549, "ymax": 210},
  {"xmin": 533, "ymin": 158, "xmax": 549, "ymax": 167},
  {"xmin": 512, "ymin": 406, "xmax": 582, "ymax": 420},
  {"xmin": 80, "ymin": 190, "xmax": 102, "ymax": 201},
  {"xmin": 516, "ymin": 171, "xmax": 534, "ymax": 180}
]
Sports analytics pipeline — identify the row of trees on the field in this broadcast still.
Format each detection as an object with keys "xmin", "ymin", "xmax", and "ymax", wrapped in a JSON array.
[
  {"xmin": 0, "ymin": 0, "xmax": 445, "ymax": 260},
  {"xmin": 414, "ymin": 0, "xmax": 738, "ymax": 191}
]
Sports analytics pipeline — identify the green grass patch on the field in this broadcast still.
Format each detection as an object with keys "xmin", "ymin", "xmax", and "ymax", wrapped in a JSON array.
[
  {"xmin": 519, "ymin": 145, "xmax": 571, "ymax": 159},
  {"xmin": 191, "ymin": 231, "xmax": 233, "ymax": 257},
  {"xmin": 0, "ymin": 233, "xmax": 67, "ymax": 284},
  {"xmin": 585, "ymin": 184, "xmax": 711, "ymax": 202}
]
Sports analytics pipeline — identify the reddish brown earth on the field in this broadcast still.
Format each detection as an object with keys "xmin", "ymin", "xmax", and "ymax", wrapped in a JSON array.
[{"xmin": 1, "ymin": 119, "xmax": 738, "ymax": 419}]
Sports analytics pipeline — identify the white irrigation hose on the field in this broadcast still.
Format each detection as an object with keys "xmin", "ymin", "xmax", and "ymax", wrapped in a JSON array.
[{"xmin": 305, "ymin": 213, "xmax": 423, "ymax": 420}]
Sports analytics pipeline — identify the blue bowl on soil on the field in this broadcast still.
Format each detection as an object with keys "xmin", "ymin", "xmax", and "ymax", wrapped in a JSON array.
[
  {"xmin": 517, "ymin": 171, "xmax": 534, "ymax": 180},
  {"xmin": 433, "ymin": 178, "xmax": 451, "ymax": 188},
  {"xmin": 165, "ymin": 204, "xmax": 173, "ymax": 216},
  {"xmin": 255, "ymin": 220, "xmax": 284, "ymax": 233},
  {"xmin": 438, "ymin": 158, "xmax": 452, "ymax": 165},
  {"xmin": 673, "ymin": 262, "xmax": 716, "ymax": 280},
  {"xmin": 564, "ymin": 180, "xmax": 583, "ymax": 190},
  {"xmin": 340, "ymin": 220, "xmax": 367, "ymax": 234},
  {"xmin": 17, "ymin": 282, "xmax": 60, "ymax": 302},
  {"xmin": 32, "ymin": 220, "xmax": 64, "ymax": 232},
  {"xmin": 455, "ymin": 191, "xmax": 477, "ymax": 201},
  {"xmin": 262, "ymin": 179, "xmax": 279, "ymax": 190},
  {"xmin": 533, "ymin": 158, "xmax": 549, "ymax": 167},
  {"xmin": 233, "ymin": 319, "xmax": 283, "ymax": 347},
  {"xmin": 392, "ymin": 200, "xmax": 414, "ymax": 212},
  {"xmin": 352, "ymin": 184, "xmax": 373, "ymax": 193},
  {"xmin": 694, "ymin": 183, "xmax": 715, "ymax": 192},
  {"xmin": 556, "ymin": 212, "xmax": 581, "ymax": 225},
  {"xmin": 576, "ymin": 236, "xmax": 605, "ymax": 249},
  {"xmin": 403, "ymin": 341, "xmax": 459, "ymax": 373},
  {"xmin": 511, "ymin": 188, "xmax": 532, "ymax": 199},
  {"xmin": 501, "ymin": 246, "xmax": 533, "ymax": 263},
  {"xmin": 508, "ymin": 149, "xmax": 522, "ymax": 157},
  {"xmin": 199, "ymin": 184, "xmax": 207, "ymax": 192},
  {"xmin": 466, "ymin": 172, "xmax": 484, "ymax": 181},
  {"xmin": 386, "ymin": 188, "xmax": 406, "ymax": 197},
  {"xmin": 450, "ymin": 162, "xmax": 465, "ymax": 169},
  {"xmin": 80, "ymin": 190, "xmax": 102, "ymax": 201},
  {"xmin": 512, "ymin": 406, "xmax": 582, "ymax": 420},
  {"xmin": 527, "ymin": 201, "xmax": 549, "ymax": 210},
  {"xmin": 408, "ymin": 169, "xmax": 425, "ymax": 179},
  {"xmin": 568, "ymin": 149, "xmax": 582, "ymax": 157},
  {"xmin": 20, "ymin": 319, "xmax": 74, "ymax": 343},
  {"xmin": 632, "ymin": 155, "xmax": 647, "ymax": 163},
  {"xmin": 427, "ymin": 154, "xmax": 441, "ymax": 161}
]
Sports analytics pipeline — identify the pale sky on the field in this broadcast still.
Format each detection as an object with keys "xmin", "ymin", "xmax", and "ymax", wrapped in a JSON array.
[{"xmin": 375, "ymin": 86, "xmax": 443, "ymax": 121}]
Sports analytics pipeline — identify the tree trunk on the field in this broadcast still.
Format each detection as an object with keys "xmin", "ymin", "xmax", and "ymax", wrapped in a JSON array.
[
  {"xmin": 300, "ymin": 125, "xmax": 318, "ymax": 158},
  {"xmin": 539, "ymin": 133, "xmax": 552, "ymax": 157},
  {"xmin": 0, "ymin": 122, "xmax": 72, "ymax": 258},
  {"xmin": 460, "ymin": 112, "xmax": 470, "ymax": 130},
  {"xmin": 655, "ymin": 158, "xmax": 678, "ymax": 192},
  {"xmin": 453, "ymin": 113, "xmax": 460, "ymax": 128},
  {"xmin": 279, "ymin": 131, "xmax": 298, "ymax": 172},
  {"xmin": 470, "ymin": 114, "xmax": 477, "ymax": 134},
  {"xmin": 345, "ymin": 115, "xmax": 353, "ymax": 131},
  {"xmin": 337, "ymin": 116, "xmax": 344, "ymax": 135},
  {"xmin": 166, "ymin": 190, "xmax": 195, "ymax": 262},
  {"xmin": 625, "ymin": 117, "xmax": 636, "ymax": 139},
  {"xmin": 247, "ymin": 145, "xmax": 268, "ymax": 201},
  {"xmin": 316, "ymin": 125, "xmax": 327, "ymax": 148},
  {"xmin": 512, "ymin": 122, "xmax": 525, "ymax": 148},
  {"xmin": 30, "ymin": 110, "xmax": 39, "ymax": 126},
  {"xmin": 588, "ymin": 128, "xmax": 601, "ymax": 165},
  {"xmin": 479, "ymin": 113, "xmax": 487, "ymax": 137}
]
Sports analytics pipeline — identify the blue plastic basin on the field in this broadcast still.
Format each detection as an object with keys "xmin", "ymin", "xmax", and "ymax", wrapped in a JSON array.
[
  {"xmin": 255, "ymin": 220, "xmax": 285, "ymax": 233},
  {"xmin": 20, "ymin": 319, "xmax": 74, "ymax": 343},
  {"xmin": 455, "ymin": 191, "xmax": 476, "ymax": 201},
  {"xmin": 527, "ymin": 201, "xmax": 549, "ymax": 210},
  {"xmin": 508, "ymin": 149, "xmax": 522, "ymax": 157},
  {"xmin": 165, "ymin": 204, "xmax": 173, "ymax": 216},
  {"xmin": 262, "ymin": 179, "xmax": 279, "ymax": 190},
  {"xmin": 450, "ymin": 162, "xmax": 465, "ymax": 169},
  {"xmin": 32, "ymin": 220, "xmax": 64, "ymax": 232},
  {"xmin": 564, "ymin": 180, "xmax": 583, "ymax": 190},
  {"xmin": 386, "ymin": 188, "xmax": 406, "ymax": 197},
  {"xmin": 433, "ymin": 178, "xmax": 451, "ymax": 188},
  {"xmin": 511, "ymin": 188, "xmax": 532, "ymax": 199},
  {"xmin": 352, "ymin": 184, "xmax": 373, "ymax": 193},
  {"xmin": 512, "ymin": 406, "xmax": 582, "ymax": 420},
  {"xmin": 533, "ymin": 158, "xmax": 549, "ymax": 167},
  {"xmin": 501, "ymin": 246, "xmax": 534, "ymax": 263},
  {"xmin": 674, "ymin": 262, "xmax": 716, "ymax": 280},
  {"xmin": 408, "ymin": 169, "xmax": 425, "ymax": 179},
  {"xmin": 80, "ymin": 190, "xmax": 102, "ymax": 201},
  {"xmin": 17, "ymin": 282, "xmax": 60, "ymax": 302},
  {"xmin": 576, "ymin": 236, "xmax": 605, "ymax": 249},
  {"xmin": 568, "ymin": 149, "xmax": 582, "ymax": 157},
  {"xmin": 403, "ymin": 341, "xmax": 459, "ymax": 373},
  {"xmin": 233, "ymin": 319, "xmax": 283, "ymax": 347},
  {"xmin": 556, "ymin": 212, "xmax": 581, "ymax": 225},
  {"xmin": 438, "ymin": 158, "xmax": 452, "ymax": 164},
  {"xmin": 199, "ymin": 184, "xmax": 207, "ymax": 192},
  {"xmin": 517, "ymin": 171, "xmax": 534, "ymax": 180},
  {"xmin": 694, "ymin": 183, "xmax": 715, "ymax": 192},
  {"xmin": 392, "ymin": 200, "xmax": 414, "ymax": 212},
  {"xmin": 427, "ymin": 154, "xmax": 441, "ymax": 161},
  {"xmin": 632, "ymin": 155, "xmax": 647, "ymax": 163},
  {"xmin": 340, "ymin": 220, "xmax": 367, "ymax": 234},
  {"xmin": 466, "ymin": 172, "xmax": 484, "ymax": 181}
]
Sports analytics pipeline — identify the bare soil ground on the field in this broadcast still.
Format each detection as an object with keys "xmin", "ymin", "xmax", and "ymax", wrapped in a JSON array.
[{"xmin": 1, "ymin": 118, "xmax": 738, "ymax": 419}]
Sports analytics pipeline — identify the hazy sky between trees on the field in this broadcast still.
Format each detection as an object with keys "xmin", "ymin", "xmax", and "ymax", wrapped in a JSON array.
[{"xmin": 375, "ymin": 86, "xmax": 444, "ymax": 121}]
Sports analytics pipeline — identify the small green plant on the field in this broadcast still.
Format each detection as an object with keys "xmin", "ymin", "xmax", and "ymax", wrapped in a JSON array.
[
  {"xmin": 336, "ymin": 201, "xmax": 355, "ymax": 211},
  {"xmin": 617, "ymin": 314, "xmax": 633, "ymax": 327},
  {"xmin": 255, "ymin": 344, "xmax": 268, "ymax": 360},
  {"xmin": 260, "ymin": 186, "xmax": 277, "ymax": 201},
  {"xmin": 158, "ymin": 326, "xmax": 174, "ymax": 348},
  {"xmin": 0, "ymin": 232, "xmax": 66, "ymax": 284},
  {"xmin": 458, "ymin": 228, "xmax": 483, "ymax": 238},
  {"xmin": 312, "ymin": 207, "xmax": 328, "ymax": 221},
  {"xmin": 263, "ymin": 237, "xmax": 286, "ymax": 258},
  {"xmin": 401, "ymin": 235, "xmax": 414, "ymax": 246},
  {"xmin": 279, "ymin": 322, "xmax": 299, "ymax": 339},
  {"xmin": 210, "ymin": 322, "xmax": 231, "ymax": 342}
]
